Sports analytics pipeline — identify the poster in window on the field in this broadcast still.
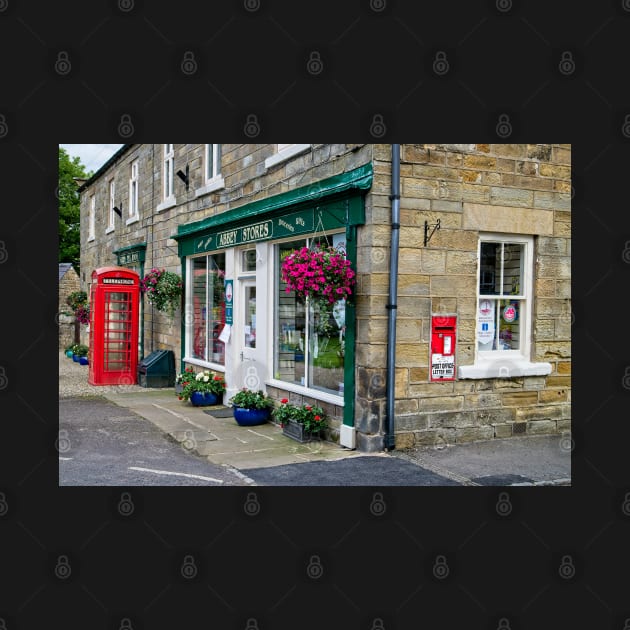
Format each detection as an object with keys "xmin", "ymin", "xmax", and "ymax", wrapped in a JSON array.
[{"xmin": 477, "ymin": 299, "xmax": 495, "ymax": 345}]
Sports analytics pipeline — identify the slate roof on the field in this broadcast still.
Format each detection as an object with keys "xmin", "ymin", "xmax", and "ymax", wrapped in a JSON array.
[{"xmin": 59, "ymin": 262, "xmax": 75, "ymax": 282}]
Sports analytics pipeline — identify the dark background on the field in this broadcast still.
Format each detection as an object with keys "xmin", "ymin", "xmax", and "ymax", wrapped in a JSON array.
[{"xmin": 0, "ymin": 0, "xmax": 626, "ymax": 628}]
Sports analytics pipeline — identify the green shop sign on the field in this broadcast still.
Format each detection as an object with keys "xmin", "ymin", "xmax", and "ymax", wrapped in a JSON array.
[
  {"xmin": 114, "ymin": 243, "xmax": 147, "ymax": 266},
  {"xmin": 194, "ymin": 209, "xmax": 315, "ymax": 254}
]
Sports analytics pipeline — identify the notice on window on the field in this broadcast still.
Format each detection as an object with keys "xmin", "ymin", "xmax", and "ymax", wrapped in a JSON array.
[
  {"xmin": 431, "ymin": 354, "xmax": 455, "ymax": 380},
  {"xmin": 218, "ymin": 324, "xmax": 231, "ymax": 343},
  {"xmin": 477, "ymin": 299, "xmax": 495, "ymax": 345}
]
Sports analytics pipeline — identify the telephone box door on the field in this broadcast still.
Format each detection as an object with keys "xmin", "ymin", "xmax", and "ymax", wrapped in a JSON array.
[{"xmin": 88, "ymin": 267, "xmax": 140, "ymax": 386}]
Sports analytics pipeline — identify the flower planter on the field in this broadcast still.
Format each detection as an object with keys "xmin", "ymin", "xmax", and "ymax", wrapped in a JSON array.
[
  {"xmin": 72, "ymin": 354, "xmax": 80, "ymax": 362},
  {"xmin": 66, "ymin": 350, "xmax": 74, "ymax": 358},
  {"xmin": 190, "ymin": 391, "xmax": 219, "ymax": 407},
  {"xmin": 281, "ymin": 418, "xmax": 320, "ymax": 443},
  {"xmin": 79, "ymin": 356, "xmax": 89, "ymax": 366},
  {"xmin": 233, "ymin": 406, "xmax": 271, "ymax": 427}
]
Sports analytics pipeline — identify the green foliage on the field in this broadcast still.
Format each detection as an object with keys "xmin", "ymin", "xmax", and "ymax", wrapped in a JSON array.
[
  {"xmin": 229, "ymin": 389, "xmax": 275, "ymax": 410},
  {"xmin": 72, "ymin": 344, "xmax": 89, "ymax": 357},
  {"xmin": 58, "ymin": 147, "xmax": 91, "ymax": 273},
  {"xmin": 177, "ymin": 369, "xmax": 226, "ymax": 402},
  {"xmin": 272, "ymin": 399, "xmax": 327, "ymax": 433}
]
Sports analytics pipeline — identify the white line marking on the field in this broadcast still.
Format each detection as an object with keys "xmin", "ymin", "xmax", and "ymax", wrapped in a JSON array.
[
  {"xmin": 59, "ymin": 457, "xmax": 73, "ymax": 461},
  {"xmin": 221, "ymin": 464, "xmax": 257, "ymax": 485},
  {"xmin": 246, "ymin": 429, "xmax": 275, "ymax": 441},
  {"xmin": 128, "ymin": 466, "xmax": 224, "ymax": 483}
]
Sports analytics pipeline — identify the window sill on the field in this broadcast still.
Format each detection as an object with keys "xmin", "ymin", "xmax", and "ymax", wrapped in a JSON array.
[
  {"xmin": 125, "ymin": 215, "xmax": 139, "ymax": 226},
  {"xmin": 183, "ymin": 357, "xmax": 225, "ymax": 372},
  {"xmin": 105, "ymin": 226, "xmax": 115, "ymax": 234},
  {"xmin": 87, "ymin": 235, "xmax": 95, "ymax": 242},
  {"xmin": 195, "ymin": 175, "xmax": 225, "ymax": 198},
  {"xmin": 156, "ymin": 195, "xmax": 177, "ymax": 213},
  {"xmin": 266, "ymin": 378, "xmax": 344, "ymax": 406},
  {"xmin": 264, "ymin": 144, "xmax": 310, "ymax": 169},
  {"xmin": 458, "ymin": 360, "xmax": 552, "ymax": 379}
]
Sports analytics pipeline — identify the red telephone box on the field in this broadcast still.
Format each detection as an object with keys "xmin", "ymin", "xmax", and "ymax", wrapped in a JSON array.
[
  {"xmin": 88, "ymin": 266, "xmax": 140, "ymax": 385},
  {"xmin": 430, "ymin": 315, "xmax": 456, "ymax": 382}
]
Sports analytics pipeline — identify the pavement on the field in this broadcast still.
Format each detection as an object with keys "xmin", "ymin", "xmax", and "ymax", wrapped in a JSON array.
[{"xmin": 59, "ymin": 352, "xmax": 571, "ymax": 486}]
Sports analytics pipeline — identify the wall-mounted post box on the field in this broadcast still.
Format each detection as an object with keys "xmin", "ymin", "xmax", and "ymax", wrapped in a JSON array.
[
  {"xmin": 88, "ymin": 266, "xmax": 140, "ymax": 386},
  {"xmin": 430, "ymin": 315, "xmax": 456, "ymax": 381}
]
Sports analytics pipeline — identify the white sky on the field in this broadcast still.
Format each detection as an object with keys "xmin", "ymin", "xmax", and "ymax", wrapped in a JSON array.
[{"xmin": 60, "ymin": 144, "xmax": 124, "ymax": 174}]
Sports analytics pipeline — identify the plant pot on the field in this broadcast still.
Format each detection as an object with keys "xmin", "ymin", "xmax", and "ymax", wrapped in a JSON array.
[
  {"xmin": 190, "ymin": 391, "xmax": 219, "ymax": 407},
  {"xmin": 282, "ymin": 418, "xmax": 320, "ymax": 443},
  {"xmin": 233, "ymin": 406, "xmax": 270, "ymax": 427},
  {"xmin": 72, "ymin": 354, "xmax": 80, "ymax": 362},
  {"xmin": 66, "ymin": 350, "xmax": 74, "ymax": 358},
  {"xmin": 79, "ymin": 356, "xmax": 89, "ymax": 366}
]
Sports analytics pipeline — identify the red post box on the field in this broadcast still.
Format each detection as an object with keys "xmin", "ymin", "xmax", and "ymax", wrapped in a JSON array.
[
  {"xmin": 88, "ymin": 266, "xmax": 140, "ymax": 386},
  {"xmin": 430, "ymin": 315, "xmax": 456, "ymax": 382}
]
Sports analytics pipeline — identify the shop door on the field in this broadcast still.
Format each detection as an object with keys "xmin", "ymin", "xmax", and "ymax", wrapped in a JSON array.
[{"xmin": 238, "ymin": 279, "xmax": 257, "ymax": 366}]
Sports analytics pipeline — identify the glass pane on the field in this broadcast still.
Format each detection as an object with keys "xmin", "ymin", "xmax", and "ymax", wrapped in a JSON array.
[
  {"xmin": 308, "ymin": 298, "xmax": 345, "ymax": 395},
  {"xmin": 192, "ymin": 257, "xmax": 207, "ymax": 360},
  {"xmin": 502, "ymin": 243, "xmax": 524, "ymax": 295},
  {"xmin": 498, "ymin": 299, "xmax": 521, "ymax": 350},
  {"xmin": 209, "ymin": 253, "xmax": 226, "ymax": 364},
  {"xmin": 207, "ymin": 144, "xmax": 213, "ymax": 179},
  {"xmin": 245, "ymin": 285, "xmax": 256, "ymax": 348},
  {"xmin": 479, "ymin": 242, "xmax": 500, "ymax": 294},
  {"xmin": 242, "ymin": 249, "xmax": 257, "ymax": 272},
  {"xmin": 275, "ymin": 240, "xmax": 307, "ymax": 386}
]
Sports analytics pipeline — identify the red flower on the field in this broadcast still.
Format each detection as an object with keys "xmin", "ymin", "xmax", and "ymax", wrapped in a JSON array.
[
  {"xmin": 305, "ymin": 405, "xmax": 312, "ymax": 411},
  {"xmin": 281, "ymin": 398, "xmax": 288, "ymax": 404},
  {"xmin": 314, "ymin": 415, "xmax": 321, "ymax": 421}
]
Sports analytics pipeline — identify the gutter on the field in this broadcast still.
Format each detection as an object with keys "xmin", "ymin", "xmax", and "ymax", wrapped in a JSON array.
[{"xmin": 384, "ymin": 144, "xmax": 401, "ymax": 451}]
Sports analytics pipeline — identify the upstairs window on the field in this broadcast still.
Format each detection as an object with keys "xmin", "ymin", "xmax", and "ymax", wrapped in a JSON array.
[
  {"xmin": 88, "ymin": 194, "xmax": 95, "ymax": 241},
  {"xmin": 127, "ymin": 159, "xmax": 139, "ymax": 224},
  {"xmin": 107, "ymin": 179, "xmax": 115, "ymax": 232},
  {"xmin": 163, "ymin": 144, "xmax": 174, "ymax": 200}
]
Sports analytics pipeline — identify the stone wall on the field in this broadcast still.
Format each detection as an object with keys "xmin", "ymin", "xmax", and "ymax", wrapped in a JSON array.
[{"xmin": 58, "ymin": 265, "xmax": 81, "ymax": 350}]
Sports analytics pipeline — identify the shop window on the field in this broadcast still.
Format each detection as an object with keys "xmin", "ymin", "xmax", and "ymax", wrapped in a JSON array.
[
  {"xmin": 127, "ymin": 159, "xmax": 139, "ymax": 224},
  {"xmin": 106, "ymin": 179, "xmax": 115, "ymax": 233},
  {"xmin": 88, "ymin": 194, "xmax": 95, "ymax": 241},
  {"xmin": 186, "ymin": 252, "xmax": 226, "ymax": 366},
  {"xmin": 459, "ymin": 233, "xmax": 551, "ymax": 379},
  {"xmin": 274, "ymin": 234, "xmax": 346, "ymax": 397}
]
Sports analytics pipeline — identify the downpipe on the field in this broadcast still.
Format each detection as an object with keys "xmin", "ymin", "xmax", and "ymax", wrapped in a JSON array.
[{"xmin": 384, "ymin": 144, "xmax": 400, "ymax": 451}]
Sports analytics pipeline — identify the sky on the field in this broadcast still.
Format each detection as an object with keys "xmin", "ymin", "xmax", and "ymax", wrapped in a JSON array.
[{"xmin": 59, "ymin": 144, "xmax": 124, "ymax": 175}]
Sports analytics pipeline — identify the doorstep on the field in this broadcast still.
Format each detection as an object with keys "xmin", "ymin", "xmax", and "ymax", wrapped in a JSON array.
[{"xmin": 100, "ymin": 389, "xmax": 364, "ymax": 471}]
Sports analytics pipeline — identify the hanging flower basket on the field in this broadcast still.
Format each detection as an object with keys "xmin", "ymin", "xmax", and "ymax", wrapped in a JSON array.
[
  {"xmin": 280, "ymin": 245, "xmax": 356, "ymax": 306},
  {"xmin": 140, "ymin": 268, "xmax": 183, "ymax": 319}
]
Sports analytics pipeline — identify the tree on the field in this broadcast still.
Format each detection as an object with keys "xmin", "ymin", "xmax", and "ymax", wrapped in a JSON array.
[{"xmin": 59, "ymin": 147, "xmax": 92, "ymax": 273}]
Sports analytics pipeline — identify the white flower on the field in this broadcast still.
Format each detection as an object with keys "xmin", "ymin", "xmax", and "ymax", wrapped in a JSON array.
[
  {"xmin": 203, "ymin": 375, "xmax": 209, "ymax": 382},
  {"xmin": 196, "ymin": 373, "xmax": 203, "ymax": 381}
]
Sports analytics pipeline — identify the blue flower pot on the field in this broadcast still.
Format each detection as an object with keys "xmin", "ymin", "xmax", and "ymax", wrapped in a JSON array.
[
  {"xmin": 72, "ymin": 354, "xmax": 80, "ymax": 362},
  {"xmin": 66, "ymin": 350, "xmax": 74, "ymax": 358},
  {"xmin": 190, "ymin": 391, "xmax": 219, "ymax": 407},
  {"xmin": 233, "ymin": 406, "xmax": 271, "ymax": 427},
  {"xmin": 79, "ymin": 356, "xmax": 89, "ymax": 366}
]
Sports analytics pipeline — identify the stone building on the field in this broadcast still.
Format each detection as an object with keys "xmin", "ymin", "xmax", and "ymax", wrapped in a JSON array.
[
  {"xmin": 77, "ymin": 144, "xmax": 571, "ymax": 452},
  {"xmin": 58, "ymin": 262, "xmax": 80, "ymax": 350}
]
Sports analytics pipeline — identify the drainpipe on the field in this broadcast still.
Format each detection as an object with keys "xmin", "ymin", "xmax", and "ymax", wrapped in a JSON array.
[{"xmin": 384, "ymin": 144, "xmax": 400, "ymax": 451}]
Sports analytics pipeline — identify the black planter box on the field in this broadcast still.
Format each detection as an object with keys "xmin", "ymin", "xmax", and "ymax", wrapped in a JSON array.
[{"xmin": 282, "ymin": 418, "xmax": 320, "ymax": 443}]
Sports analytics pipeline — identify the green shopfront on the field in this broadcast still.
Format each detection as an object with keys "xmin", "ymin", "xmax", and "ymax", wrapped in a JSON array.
[{"xmin": 173, "ymin": 164, "xmax": 373, "ymax": 443}]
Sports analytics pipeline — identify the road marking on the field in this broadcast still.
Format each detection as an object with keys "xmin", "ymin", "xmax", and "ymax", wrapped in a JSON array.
[
  {"xmin": 59, "ymin": 457, "xmax": 73, "ymax": 461},
  {"xmin": 221, "ymin": 464, "xmax": 257, "ymax": 485},
  {"xmin": 246, "ymin": 429, "xmax": 275, "ymax": 441},
  {"xmin": 128, "ymin": 466, "xmax": 224, "ymax": 483}
]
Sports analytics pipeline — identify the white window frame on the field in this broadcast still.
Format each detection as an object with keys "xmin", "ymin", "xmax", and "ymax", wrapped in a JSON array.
[
  {"xmin": 264, "ymin": 144, "xmax": 310, "ymax": 169},
  {"xmin": 106, "ymin": 178, "xmax": 115, "ymax": 233},
  {"xmin": 157, "ymin": 144, "xmax": 177, "ymax": 212},
  {"xmin": 88, "ymin": 194, "xmax": 95, "ymax": 241},
  {"xmin": 458, "ymin": 232, "xmax": 551, "ymax": 379},
  {"xmin": 126, "ymin": 159, "xmax": 139, "ymax": 225},
  {"xmin": 195, "ymin": 143, "xmax": 225, "ymax": 197}
]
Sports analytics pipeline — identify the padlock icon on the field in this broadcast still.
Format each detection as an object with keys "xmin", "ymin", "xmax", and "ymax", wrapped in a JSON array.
[
  {"xmin": 55, "ymin": 555, "xmax": 72, "ymax": 580},
  {"xmin": 432, "ymin": 555, "xmax": 449, "ymax": 579},
  {"xmin": 621, "ymin": 492, "xmax": 630, "ymax": 517},
  {"xmin": 433, "ymin": 51, "xmax": 449, "ymax": 76},
  {"xmin": 496, "ymin": 114, "xmax": 512, "ymax": 138},
  {"xmin": 117, "ymin": 491, "xmax": 134, "ymax": 516},
  {"xmin": 558, "ymin": 51, "xmax": 575, "ymax": 75},
  {"xmin": 0, "ymin": 366, "xmax": 7, "ymax": 390},
  {"xmin": 497, "ymin": 618, "xmax": 511, "ymax": 630},
  {"xmin": 119, "ymin": 618, "xmax": 133, "ymax": 630},
  {"xmin": 243, "ymin": 491, "xmax": 260, "ymax": 516},
  {"xmin": 243, "ymin": 114, "xmax": 260, "ymax": 138},
  {"xmin": 495, "ymin": 491, "xmax": 512, "ymax": 516},
  {"xmin": 370, "ymin": 114, "xmax": 386, "ymax": 138},
  {"xmin": 370, "ymin": 0, "xmax": 386, "ymax": 12},
  {"xmin": 181, "ymin": 51, "xmax": 197, "ymax": 75},
  {"xmin": 0, "ymin": 617, "xmax": 6, "ymax": 630},
  {"xmin": 0, "ymin": 114, "xmax": 7, "ymax": 139},
  {"xmin": 55, "ymin": 51, "xmax": 71, "ymax": 76},
  {"xmin": 371, "ymin": 618, "xmax": 385, "ymax": 630},
  {"xmin": 182, "ymin": 429, "xmax": 196, "ymax": 451},
  {"xmin": 306, "ymin": 554, "xmax": 323, "ymax": 579},
  {"xmin": 433, "ymin": 434, "xmax": 447, "ymax": 450},
  {"xmin": 622, "ymin": 115, "xmax": 630, "ymax": 139},
  {"xmin": 181, "ymin": 554, "xmax": 198, "ymax": 579},
  {"xmin": 56, "ymin": 429, "xmax": 71, "ymax": 454},
  {"xmin": 118, "ymin": 0, "xmax": 134, "ymax": 12},
  {"xmin": 623, "ymin": 367, "xmax": 630, "ymax": 391},
  {"xmin": 0, "ymin": 0, "xmax": 8, "ymax": 13},
  {"xmin": 622, "ymin": 240, "xmax": 630, "ymax": 264},
  {"xmin": 558, "ymin": 554, "xmax": 575, "ymax": 579},
  {"xmin": 244, "ymin": 366, "xmax": 260, "ymax": 389},
  {"xmin": 307, "ymin": 51, "xmax": 323, "ymax": 75},
  {"xmin": 118, "ymin": 114, "xmax": 134, "ymax": 138},
  {"xmin": 245, "ymin": 618, "xmax": 259, "ymax": 630},
  {"xmin": 370, "ymin": 491, "xmax": 386, "ymax": 516},
  {"xmin": 244, "ymin": 0, "xmax": 260, "ymax": 12},
  {"xmin": 0, "ymin": 492, "xmax": 8, "ymax": 517},
  {"xmin": 559, "ymin": 431, "xmax": 574, "ymax": 453},
  {"xmin": 624, "ymin": 618, "xmax": 630, "ymax": 630},
  {"xmin": 495, "ymin": 0, "xmax": 512, "ymax": 12}
]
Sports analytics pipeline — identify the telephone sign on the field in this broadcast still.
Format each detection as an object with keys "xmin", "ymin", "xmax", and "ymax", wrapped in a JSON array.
[{"xmin": 224, "ymin": 279, "xmax": 233, "ymax": 326}]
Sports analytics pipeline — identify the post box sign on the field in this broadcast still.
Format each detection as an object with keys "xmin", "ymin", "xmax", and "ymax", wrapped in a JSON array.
[{"xmin": 430, "ymin": 315, "xmax": 456, "ymax": 382}]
